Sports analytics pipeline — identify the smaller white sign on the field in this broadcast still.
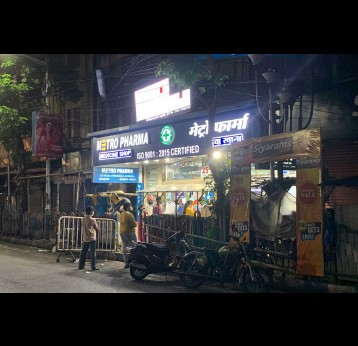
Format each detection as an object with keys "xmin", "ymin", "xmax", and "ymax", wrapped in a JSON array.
[{"xmin": 200, "ymin": 166, "xmax": 211, "ymax": 178}]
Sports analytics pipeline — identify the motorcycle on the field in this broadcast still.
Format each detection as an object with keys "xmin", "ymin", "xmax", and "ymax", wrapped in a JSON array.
[
  {"xmin": 175, "ymin": 233, "xmax": 273, "ymax": 293},
  {"xmin": 126, "ymin": 230, "xmax": 192, "ymax": 281}
]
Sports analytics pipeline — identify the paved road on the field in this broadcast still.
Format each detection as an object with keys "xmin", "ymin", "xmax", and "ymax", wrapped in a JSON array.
[{"xmin": 0, "ymin": 241, "xmax": 243, "ymax": 293}]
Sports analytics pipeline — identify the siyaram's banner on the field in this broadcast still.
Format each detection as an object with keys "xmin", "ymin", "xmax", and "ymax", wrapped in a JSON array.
[
  {"xmin": 32, "ymin": 112, "xmax": 63, "ymax": 157},
  {"xmin": 231, "ymin": 128, "xmax": 323, "ymax": 277},
  {"xmin": 231, "ymin": 128, "xmax": 321, "ymax": 166}
]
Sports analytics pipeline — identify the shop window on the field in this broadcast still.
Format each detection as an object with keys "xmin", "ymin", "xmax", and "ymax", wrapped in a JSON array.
[
  {"xmin": 163, "ymin": 157, "xmax": 205, "ymax": 181},
  {"xmin": 146, "ymin": 166, "xmax": 159, "ymax": 189}
]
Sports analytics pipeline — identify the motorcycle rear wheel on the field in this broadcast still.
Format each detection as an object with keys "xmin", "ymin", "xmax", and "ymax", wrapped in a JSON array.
[
  {"xmin": 242, "ymin": 266, "xmax": 271, "ymax": 293},
  {"xmin": 178, "ymin": 253, "xmax": 205, "ymax": 289},
  {"xmin": 129, "ymin": 264, "xmax": 149, "ymax": 280}
]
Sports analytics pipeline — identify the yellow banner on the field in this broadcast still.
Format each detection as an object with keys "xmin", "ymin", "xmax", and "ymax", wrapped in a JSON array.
[
  {"xmin": 296, "ymin": 157, "xmax": 324, "ymax": 277},
  {"xmin": 230, "ymin": 165, "xmax": 251, "ymax": 243}
]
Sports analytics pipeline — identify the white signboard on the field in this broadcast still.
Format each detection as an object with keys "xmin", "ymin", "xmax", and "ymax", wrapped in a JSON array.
[{"xmin": 134, "ymin": 78, "xmax": 190, "ymax": 122}]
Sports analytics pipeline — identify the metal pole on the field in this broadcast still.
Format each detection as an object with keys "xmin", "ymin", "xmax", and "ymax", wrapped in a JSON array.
[
  {"xmin": 56, "ymin": 180, "xmax": 60, "ymax": 213},
  {"xmin": 44, "ymin": 58, "xmax": 51, "ymax": 214},
  {"xmin": 268, "ymin": 85, "xmax": 275, "ymax": 181},
  {"xmin": 298, "ymin": 95, "xmax": 303, "ymax": 130},
  {"xmin": 27, "ymin": 178, "xmax": 30, "ymax": 232},
  {"xmin": 7, "ymin": 156, "xmax": 11, "ymax": 211},
  {"xmin": 262, "ymin": 69, "xmax": 278, "ymax": 182},
  {"xmin": 45, "ymin": 158, "xmax": 51, "ymax": 213}
]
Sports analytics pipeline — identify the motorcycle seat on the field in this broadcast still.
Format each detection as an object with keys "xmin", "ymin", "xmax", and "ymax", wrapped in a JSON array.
[
  {"xmin": 142, "ymin": 243, "xmax": 170, "ymax": 257},
  {"xmin": 137, "ymin": 242, "xmax": 167, "ymax": 249}
]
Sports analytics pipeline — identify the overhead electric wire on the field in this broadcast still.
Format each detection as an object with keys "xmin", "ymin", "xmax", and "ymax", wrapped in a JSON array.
[
  {"xmin": 106, "ymin": 54, "xmax": 154, "ymax": 76},
  {"xmin": 11, "ymin": 54, "xmax": 358, "ymax": 123},
  {"xmin": 107, "ymin": 55, "xmax": 143, "ymax": 97}
]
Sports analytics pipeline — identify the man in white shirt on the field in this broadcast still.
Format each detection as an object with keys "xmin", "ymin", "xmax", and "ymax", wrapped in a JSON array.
[{"xmin": 164, "ymin": 197, "xmax": 176, "ymax": 214}]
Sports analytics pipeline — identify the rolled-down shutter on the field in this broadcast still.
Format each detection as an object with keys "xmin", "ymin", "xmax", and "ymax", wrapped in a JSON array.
[
  {"xmin": 59, "ymin": 184, "xmax": 74, "ymax": 213},
  {"xmin": 323, "ymin": 141, "xmax": 358, "ymax": 206},
  {"xmin": 29, "ymin": 185, "xmax": 43, "ymax": 212}
]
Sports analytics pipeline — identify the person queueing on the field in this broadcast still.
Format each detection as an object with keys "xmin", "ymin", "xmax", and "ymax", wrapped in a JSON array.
[
  {"xmin": 119, "ymin": 202, "xmax": 138, "ymax": 268},
  {"xmin": 113, "ymin": 197, "xmax": 131, "ymax": 249},
  {"xmin": 152, "ymin": 196, "xmax": 163, "ymax": 215},
  {"xmin": 177, "ymin": 198, "xmax": 184, "ymax": 215},
  {"xmin": 183, "ymin": 200, "xmax": 195, "ymax": 216},
  {"xmin": 78, "ymin": 206, "xmax": 99, "ymax": 271}
]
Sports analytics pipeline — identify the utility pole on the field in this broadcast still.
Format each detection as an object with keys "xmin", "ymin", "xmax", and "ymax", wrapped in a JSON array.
[
  {"xmin": 262, "ymin": 69, "xmax": 279, "ymax": 181},
  {"xmin": 249, "ymin": 55, "xmax": 278, "ymax": 182},
  {"xmin": 21, "ymin": 55, "xmax": 51, "ymax": 213}
]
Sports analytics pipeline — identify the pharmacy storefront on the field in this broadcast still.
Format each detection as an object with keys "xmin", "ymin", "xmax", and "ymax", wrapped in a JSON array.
[{"xmin": 89, "ymin": 105, "xmax": 260, "ymax": 202}]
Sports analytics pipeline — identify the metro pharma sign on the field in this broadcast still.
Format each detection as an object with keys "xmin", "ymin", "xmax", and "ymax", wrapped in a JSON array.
[
  {"xmin": 92, "ymin": 109, "xmax": 253, "ymax": 165},
  {"xmin": 93, "ymin": 166, "xmax": 139, "ymax": 183}
]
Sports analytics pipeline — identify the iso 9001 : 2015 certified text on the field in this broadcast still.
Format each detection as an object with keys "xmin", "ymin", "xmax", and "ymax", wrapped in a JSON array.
[{"xmin": 136, "ymin": 145, "xmax": 200, "ymax": 160}]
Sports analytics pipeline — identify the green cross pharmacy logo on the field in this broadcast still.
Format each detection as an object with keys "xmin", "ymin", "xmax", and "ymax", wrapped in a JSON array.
[{"xmin": 160, "ymin": 125, "xmax": 175, "ymax": 145}]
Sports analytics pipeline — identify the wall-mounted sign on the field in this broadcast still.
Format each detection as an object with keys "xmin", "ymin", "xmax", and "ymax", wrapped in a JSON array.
[
  {"xmin": 273, "ymin": 159, "xmax": 296, "ymax": 170},
  {"xmin": 32, "ymin": 112, "xmax": 64, "ymax": 157},
  {"xmin": 92, "ymin": 106, "xmax": 258, "ymax": 166},
  {"xmin": 200, "ymin": 166, "xmax": 211, "ymax": 178},
  {"xmin": 212, "ymin": 134, "xmax": 244, "ymax": 147},
  {"xmin": 98, "ymin": 149, "xmax": 133, "ymax": 160},
  {"xmin": 93, "ymin": 166, "xmax": 139, "ymax": 183}
]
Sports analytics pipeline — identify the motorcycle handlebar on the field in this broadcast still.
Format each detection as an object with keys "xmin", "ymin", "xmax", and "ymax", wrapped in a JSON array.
[{"xmin": 164, "ymin": 230, "xmax": 185, "ymax": 243}]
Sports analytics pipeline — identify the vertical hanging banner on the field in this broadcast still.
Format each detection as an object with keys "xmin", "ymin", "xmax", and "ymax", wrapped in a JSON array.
[
  {"xmin": 296, "ymin": 156, "xmax": 323, "ymax": 277},
  {"xmin": 230, "ymin": 164, "xmax": 251, "ymax": 243},
  {"xmin": 231, "ymin": 128, "xmax": 323, "ymax": 276},
  {"xmin": 32, "ymin": 112, "xmax": 64, "ymax": 157}
]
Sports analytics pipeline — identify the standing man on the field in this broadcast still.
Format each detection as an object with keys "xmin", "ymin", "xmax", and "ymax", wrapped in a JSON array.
[
  {"xmin": 144, "ymin": 194, "xmax": 155, "ymax": 216},
  {"xmin": 119, "ymin": 202, "xmax": 138, "ymax": 268},
  {"xmin": 113, "ymin": 197, "xmax": 131, "ymax": 251},
  {"xmin": 79, "ymin": 206, "xmax": 99, "ymax": 271},
  {"xmin": 177, "ymin": 198, "xmax": 184, "ymax": 215},
  {"xmin": 152, "ymin": 196, "xmax": 163, "ymax": 215}
]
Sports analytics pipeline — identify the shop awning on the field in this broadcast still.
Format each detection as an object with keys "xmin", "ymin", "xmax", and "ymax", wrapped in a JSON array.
[{"xmin": 137, "ymin": 179, "xmax": 209, "ymax": 193}]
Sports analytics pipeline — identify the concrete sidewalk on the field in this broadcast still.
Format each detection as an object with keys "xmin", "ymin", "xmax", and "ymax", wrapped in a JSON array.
[
  {"xmin": 1, "ymin": 234, "xmax": 357, "ymax": 293},
  {"xmin": 0, "ymin": 235, "xmax": 56, "ymax": 251},
  {"xmin": 272, "ymin": 273, "xmax": 358, "ymax": 293}
]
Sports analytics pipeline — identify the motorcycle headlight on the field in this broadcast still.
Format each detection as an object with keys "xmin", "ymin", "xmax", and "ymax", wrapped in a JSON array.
[
  {"xmin": 125, "ymin": 247, "xmax": 134, "ymax": 255},
  {"xmin": 197, "ymin": 256, "xmax": 208, "ymax": 267}
]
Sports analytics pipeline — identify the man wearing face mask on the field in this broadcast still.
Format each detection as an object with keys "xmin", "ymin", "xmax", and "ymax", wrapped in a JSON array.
[
  {"xmin": 119, "ymin": 202, "xmax": 138, "ymax": 268},
  {"xmin": 79, "ymin": 206, "xmax": 99, "ymax": 271}
]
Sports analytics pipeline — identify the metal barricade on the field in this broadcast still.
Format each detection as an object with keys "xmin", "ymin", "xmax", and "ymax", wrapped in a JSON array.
[{"xmin": 56, "ymin": 216, "xmax": 117, "ymax": 262}]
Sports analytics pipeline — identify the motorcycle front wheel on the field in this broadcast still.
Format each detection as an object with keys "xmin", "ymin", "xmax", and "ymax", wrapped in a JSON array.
[
  {"xmin": 178, "ymin": 253, "xmax": 206, "ymax": 289},
  {"xmin": 242, "ymin": 266, "xmax": 271, "ymax": 293},
  {"xmin": 129, "ymin": 263, "xmax": 149, "ymax": 280}
]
